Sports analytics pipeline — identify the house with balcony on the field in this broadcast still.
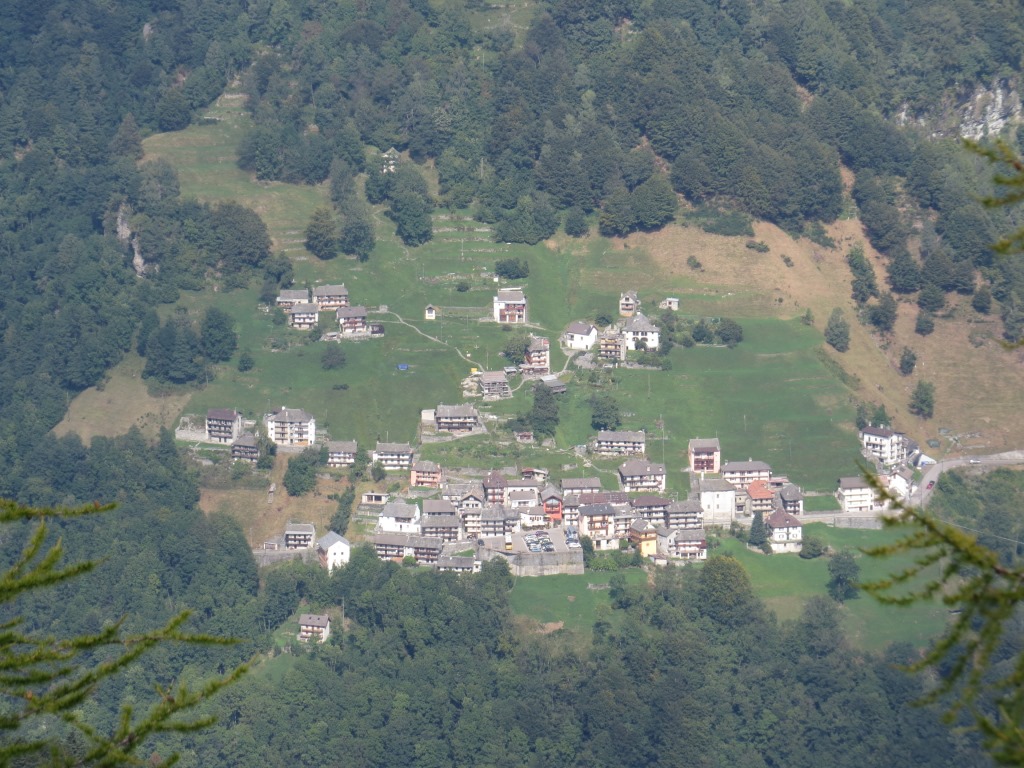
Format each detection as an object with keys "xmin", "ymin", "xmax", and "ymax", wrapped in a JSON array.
[
  {"xmin": 371, "ymin": 533, "xmax": 443, "ymax": 564},
  {"xmin": 619, "ymin": 290, "xmax": 639, "ymax": 317},
  {"xmin": 336, "ymin": 306, "xmax": 369, "ymax": 335},
  {"xmin": 563, "ymin": 321, "xmax": 598, "ymax": 350},
  {"xmin": 597, "ymin": 331, "xmax": 627, "ymax": 362},
  {"xmin": 420, "ymin": 513, "xmax": 460, "ymax": 542},
  {"xmin": 480, "ymin": 504, "xmax": 518, "ymax": 537},
  {"xmin": 562, "ymin": 477, "xmax": 603, "ymax": 495},
  {"xmin": 373, "ymin": 442, "xmax": 414, "ymax": 471},
  {"xmin": 522, "ymin": 336, "xmax": 550, "ymax": 375},
  {"xmin": 276, "ymin": 288, "xmax": 310, "ymax": 309},
  {"xmin": 578, "ymin": 503, "xmax": 618, "ymax": 549},
  {"xmin": 688, "ymin": 437, "xmax": 721, "ymax": 473},
  {"xmin": 629, "ymin": 518, "xmax": 659, "ymax": 558},
  {"xmin": 206, "ymin": 408, "xmax": 242, "ymax": 444},
  {"xmin": 313, "ymin": 284, "xmax": 349, "ymax": 310},
  {"xmin": 287, "ymin": 302, "xmax": 320, "ymax": 329},
  {"xmin": 410, "ymin": 460, "xmax": 443, "ymax": 488},
  {"xmin": 231, "ymin": 433, "xmax": 260, "ymax": 463},
  {"xmin": 594, "ymin": 430, "xmax": 646, "ymax": 457},
  {"xmin": 746, "ymin": 479, "xmax": 776, "ymax": 517},
  {"xmin": 777, "ymin": 483, "xmax": 804, "ymax": 514},
  {"xmin": 298, "ymin": 614, "xmax": 331, "ymax": 643},
  {"xmin": 721, "ymin": 460, "xmax": 772, "ymax": 491},
  {"xmin": 378, "ymin": 501, "xmax": 421, "ymax": 534},
  {"xmin": 859, "ymin": 425, "xmax": 908, "ymax": 467},
  {"xmin": 265, "ymin": 407, "xmax": 316, "ymax": 446},
  {"xmin": 618, "ymin": 460, "xmax": 667, "ymax": 493},
  {"xmin": 657, "ymin": 527, "xmax": 708, "ymax": 561},
  {"xmin": 434, "ymin": 556, "xmax": 479, "ymax": 573},
  {"xmin": 479, "ymin": 371, "xmax": 511, "ymax": 399},
  {"xmin": 631, "ymin": 495, "xmax": 671, "ymax": 524},
  {"xmin": 284, "ymin": 522, "xmax": 316, "ymax": 549},
  {"xmin": 434, "ymin": 403, "xmax": 480, "ymax": 433},
  {"xmin": 667, "ymin": 499, "xmax": 704, "ymax": 529},
  {"xmin": 483, "ymin": 470, "xmax": 509, "ymax": 504},
  {"xmin": 326, "ymin": 440, "xmax": 357, "ymax": 467},
  {"xmin": 317, "ymin": 532, "xmax": 351, "ymax": 573},
  {"xmin": 541, "ymin": 485, "xmax": 563, "ymax": 523},
  {"xmin": 493, "ymin": 288, "xmax": 528, "ymax": 323},
  {"xmin": 836, "ymin": 476, "xmax": 881, "ymax": 513}
]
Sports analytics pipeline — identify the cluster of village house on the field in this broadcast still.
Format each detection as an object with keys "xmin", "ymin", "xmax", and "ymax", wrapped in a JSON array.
[
  {"xmin": 275, "ymin": 283, "xmax": 385, "ymax": 338},
  {"xmin": 207, "ymin": 283, "xmax": 926, "ymax": 645}
]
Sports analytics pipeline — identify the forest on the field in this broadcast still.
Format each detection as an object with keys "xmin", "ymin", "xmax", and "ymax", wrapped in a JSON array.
[{"xmin": 1, "ymin": 0, "xmax": 1024, "ymax": 764}]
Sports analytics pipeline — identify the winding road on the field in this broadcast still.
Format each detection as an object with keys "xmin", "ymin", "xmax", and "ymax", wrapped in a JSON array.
[{"xmin": 915, "ymin": 450, "xmax": 1024, "ymax": 507}]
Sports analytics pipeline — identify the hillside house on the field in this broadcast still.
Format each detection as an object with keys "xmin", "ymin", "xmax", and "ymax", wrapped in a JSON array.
[
  {"xmin": 694, "ymin": 476, "xmax": 737, "ymax": 525},
  {"xmin": 422, "ymin": 498, "xmax": 458, "ymax": 518},
  {"xmin": 287, "ymin": 302, "xmax": 319, "ymax": 329},
  {"xmin": 597, "ymin": 331, "xmax": 627, "ymax": 362},
  {"xmin": 435, "ymin": 556, "xmax": 479, "ymax": 573},
  {"xmin": 374, "ymin": 442, "xmax": 414, "ymax": 471},
  {"xmin": 231, "ymin": 433, "xmax": 259, "ymax": 463},
  {"xmin": 539, "ymin": 375, "xmax": 567, "ymax": 394},
  {"xmin": 265, "ymin": 407, "xmax": 315, "ymax": 446},
  {"xmin": 777, "ymin": 483, "xmax": 804, "ymax": 514},
  {"xmin": 659, "ymin": 297, "xmax": 680, "ymax": 311},
  {"xmin": 836, "ymin": 476, "xmax": 880, "ymax": 514},
  {"xmin": 493, "ymin": 288, "xmax": 528, "ymax": 323},
  {"xmin": 424, "ymin": 304, "xmax": 437, "ymax": 320},
  {"xmin": 618, "ymin": 460, "xmax": 667, "ymax": 493},
  {"xmin": 631, "ymin": 495, "xmax": 671, "ymax": 523},
  {"xmin": 657, "ymin": 527, "xmax": 708, "ymax": 561},
  {"xmin": 766, "ymin": 509, "xmax": 803, "ymax": 553},
  {"xmin": 629, "ymin": 518, "xmax": 659, "ymax": 558},
  {"xmin": 523, "ymin": 336, "xmax": 550, "ymax": 375},
  {"xmin": 622, "ymin": 313, "xmax": 660, "ymax": 351},
  {"xmin": 317, "ymin": 532, "xmax": 351, "ymax": 573},
  {"xmin": 276, "ymin": 288, "xmax": 310, "ymax": 309},
  {"xmin": 746, "ymin": 479, "xmax": 776, "ymax": 517},
  {"xmin": 507, "ymin": 489, "xmax": 538, "ymax": 509},
  {"xmin": 371, "ymin": 533, "xmax": 442, "ymax": 564},
  {"xmin": 326, "ymin": 440, "xmax": 357, "ymax": 467},
  {"xmin": 284, "ymin": 523, "xmax": 316, "ymax": 549},
  {"xmin": 619, "ymin": 290, "xmax": 639, "ymax": 317},
  {"xmin": 667, "ymin": 499, "xmax": 704, "ymax": 529},
  {"xmin": 563, "ymin": 321, "xmax": 598, "ymax": 350},
  {"xmin": 594, "ymin": 430, "xmax": 646, "ymax": 456},
  {"xmin": 480, "ymin": 504, "xmax": 518, "ymax": 537},
  {"xmin": 336, "ymin": 306, "xmax": 369, "ymax": 335},
  {"xmin": 420, "ymin": 513, "xmax": 460, "ymax": 542},
  {"xmin": 578, "ymin": 503, "xmax": 618, "ymax": 549},
  {"xmin": 882, "ymin": 468, "xmax": 915, "ymax": 501},
  {"xmin": 313, "ymin": 284, "xmax": 349, "ymax": 310},
  {"xmin": 205, "ymin": 408, "xmax": 242, "ymax": 444},
  {"xmin": 479, "ymin": 371, "xmax": 511, "ymax": 399},
  {"xmin": 561, "ymin": 477, "xmax": 603, "ymax": 495},
  {"xmin": 859, "ymin": 425, "xmax": 908, "ymax": 467},
  {"xmin": 688, "ymin": 437, "xmax": 721, "ymax": 473},
  {"xmin": 410, "ymin": 460, "xmax": 443, "ymax": 488},
  {"xmin": 541, "ymin": 485, "xmax": 563, "ymax": 523},
  {"xmin": 434, "ymin": 403, "xmax": 480, "ymax": 433},
  {"xmin": 378, "ymin": 501, "xmax": 421, "ymax": 534},
  {"xmin": 721, "ymin": 460, "xmax": 772, "ymax": 491},
  {"xmin": 297, "ymin": 614, "xmax": 330, "ymax": 643},
  {"xmin": 483, "ymin": 470, "xmax": 509, "ymax": 504},
  {"xmin": 519, "ymin": 505, "xmax": 547, "ymax": 529}
]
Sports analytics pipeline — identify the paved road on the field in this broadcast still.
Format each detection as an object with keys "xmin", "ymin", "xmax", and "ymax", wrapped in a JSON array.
[{"xmin": 916, "ymin": 450, "xmax": 1024, "ymax": 508}]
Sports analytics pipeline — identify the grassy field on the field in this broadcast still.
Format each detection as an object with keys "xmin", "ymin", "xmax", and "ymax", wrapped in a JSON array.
[
  {"xmin": 719, "ymin": 523, "xmax": 949, "ymax": 651},
  {"xmin": 508, "ymin": 569, "xmax": 648, "ymax": 636}
]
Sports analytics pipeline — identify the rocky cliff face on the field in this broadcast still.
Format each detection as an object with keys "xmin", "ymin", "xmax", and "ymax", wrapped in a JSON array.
[
  {"xmin": 115, "ymin": 203, "xmax": 148, "ymax": 277},
  {"xmin": 896, "ymin": 78, "xmax": 1022, "ymax": 140}
]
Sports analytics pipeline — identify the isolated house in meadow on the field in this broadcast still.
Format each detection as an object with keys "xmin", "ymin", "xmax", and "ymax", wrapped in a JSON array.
[
  {"xmin": 859, "ymin": 425, "xmax": 907, "ymax": 467},
  {"xmin": 205, "ymin": 408, "xmax": 242, "ymax": 444},
  {"xmin": 619, "ymin": 290, "xmax": 639, "ymax": 317},
  {"xmin": 618, "ymin": 460, "xmax": 667, "ymax": 493},
  {"xmin": 326, "ymin": 440, "xmax": 357, "ymax": 467},
  {"xmin": 594, "ymin": 430, "xmax": 646, "ymax": 457},
  {"xmin": 313, "ymin": 284, "xmax": 349, "ymax": 311},
  {"xmin": 298, "ymin": 614, "xmax": 331, "ymax": 643},
  {"xmin": 336, "ymin": 306, "xmax": 369, "ymax": 335},
  {"xmin": 659, "ymin": 297, "xmax": 680, "ymax": 311},
  {"xmin": 563, "ymin": 321, "xmax": 598, "ymax": 350},
  {"xmin": 688, "ymin": 438, "xmax": 721, "ymax": 473},
  {"xmin": 424, "ymin": 304, "xmax": 438, "ymax": 320},
  {"xmin": 317, "ymin": 532, "xmax": 351, "ymax": 573},
  {"xmin": 265, "ymin": 407, "xmax": 315, "ymax": 446},
  {"xmin": 276, "ymin": 288, "xmax": 310, "ymax": 309},
  {"xmin": 493, "ymin": 288, "xmax": 528, "ymax": 324},
  {"xmin": 287, "ymin": 302, "xmax": 320, "ymax": 329},
  {"xmin": 766, "ymin": 509, "xmax": 803, "ymax": 553},
  {"xmin": 622, "ymin": 312, "xmax": 660, "ymax": 351},
  {"xmin": 522, "ymin": 336, "xmax": 550, "ymax": 375},
  {"xmin": 373, "ymin": 442, "xmax": 414, "ymax": 471}
]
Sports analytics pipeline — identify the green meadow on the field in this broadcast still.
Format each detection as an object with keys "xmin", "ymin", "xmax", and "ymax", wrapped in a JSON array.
[
  {"xmin": 719, "ymin": 523, "xmax": 949, "ymax": 651},
  {"xmin": 507, "ymin": 569, "xmax": 648, "ymax": 636}
]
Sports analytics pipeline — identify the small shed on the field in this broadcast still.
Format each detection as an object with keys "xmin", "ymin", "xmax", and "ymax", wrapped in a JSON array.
[{"xmin": 425, "ymin": 304, "xmax": 438, "ymax": 320}]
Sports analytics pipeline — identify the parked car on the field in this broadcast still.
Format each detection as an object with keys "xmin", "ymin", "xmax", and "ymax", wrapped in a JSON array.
[{"xmin": 926, "ymin": 480, "xmax": 935, "ymax": 490}]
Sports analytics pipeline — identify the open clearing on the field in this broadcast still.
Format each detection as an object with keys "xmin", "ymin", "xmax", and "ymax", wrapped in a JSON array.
[{"xmin": 508, "ymin": 569, "xmax": 648, "ymax": 637}]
